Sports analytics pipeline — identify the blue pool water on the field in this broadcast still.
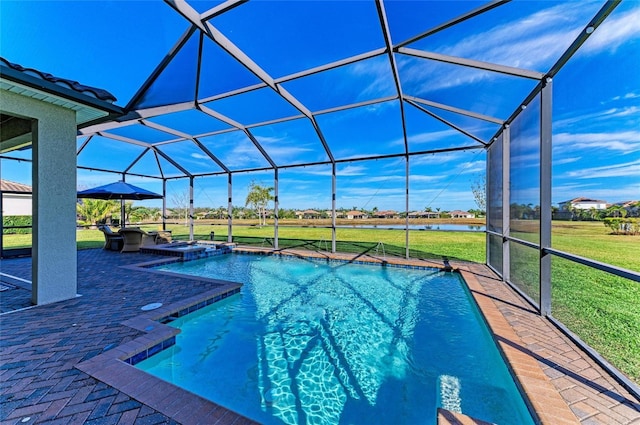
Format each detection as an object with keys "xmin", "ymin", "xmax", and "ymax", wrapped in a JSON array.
[{"xmin": 139, "ymin": 254, "xmax": 534, "ymax": 425}]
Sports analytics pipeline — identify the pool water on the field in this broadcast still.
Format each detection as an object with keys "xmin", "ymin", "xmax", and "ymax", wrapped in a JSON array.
[{"xmin": 139, "ymin": 255, "xmax": 534, "ymax": 425}]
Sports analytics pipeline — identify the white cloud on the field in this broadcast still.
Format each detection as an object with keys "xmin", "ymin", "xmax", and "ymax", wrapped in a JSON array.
[
  {"xmin": 409, "ymin": 175, "xmax": 444, "ymax": 183},
  {"xmin": 456, "ymin": 160, "xmax": 485, "ymax": 174},
  {"xmin": 359, "ymin": 174, "xmax": 405, "ymax": 184},
  {"xmin": 256, "ymin": 135, "xmax": 318, "ymax": 162},
  {"xmin": 301, "ymin": 164, "xmax": 368, "ymax": 177},
  {"xmin": 339, "ymin": 186, "xmax": 404, "ymax": 197},
  {"xmin": 582, "ymin": 6, "xmax": 640, "ymax": 54},
  {"xmin": 406, "ymin": 129, "xmax": 464, "ymax": 146},
  {"xmin": 553, "ymin": 157, "xmax": 582, "ymax": 165},
  {"xmin": 610, "ymin": 106, "xmax": 640, "ymax": 118},
  {"xmin": 440, "ymin": 3, "xmax": 583, "ymax": 68},
  {"xmin": 553, "ymin": 131, "xmax": 640, "ymax": 154},
  {"xmin": 348, "ymin": 56, "xmax": 396, "ymax": 99},
  {"xmin": 552, "ymin": 182, "xmax": 640, "ymax": 205},
  {"xmin": 564, "ymin": 159, "xmax": 640, "ymax": 179},
  {"xmin": 613, "ymin": 92, "xmax": 640, "ymax": 101},
  {"xmin": 397, "ymin": 3, "xmax": 597, "ymax": 95},
  {"xmin": 555, "ymin": 106, "xmax": 640, "ymax": 130}
]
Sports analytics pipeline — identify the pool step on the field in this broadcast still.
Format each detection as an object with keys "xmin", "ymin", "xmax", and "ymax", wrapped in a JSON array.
[{"xmin": 437, "ymin": 408, "xmax": 495, "ymax": 425}]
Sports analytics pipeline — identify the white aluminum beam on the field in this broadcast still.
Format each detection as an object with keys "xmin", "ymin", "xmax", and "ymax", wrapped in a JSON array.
[
  {"xmin": 398, "ymin": 48, "xmax": 544, "ymax": 80},
  {"xmin": 403, "ymin": 95, "xmax": 504, "ymax": 125},
  {"xmin": 79, "ymin": 102, "xmax": 195, "ymax": 135},
  {"xmin": 97, "ymin": 131, "xmax": 152, "ymax": 148},
  {"xmin": 396, "ymin": 0, "xmax": 510, "ymax": 48},
  {"xmin": 405, "ymin": 100, "xmax": 487, "ymax": 146},
  {"xmin": 200, "ymin": 0, "xmax": 247, "ymax": 22},
  {"xmin": 154, "ymin": 146, "xmax": 192, "ymax": 176},
  {"xmin": 274, "ymin": 48, "xmax": 387, "ymax": 84},
  {"xmin": 376, "ymin": 0, "xmax": 409, "ymax": 156},
  {"xmin": 314, "ymin": 95, "xmax": 398, "ymax": 116}
]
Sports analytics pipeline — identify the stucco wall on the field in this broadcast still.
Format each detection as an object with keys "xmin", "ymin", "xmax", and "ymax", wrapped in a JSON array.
[
  {"xmin": 1, "ymin": 90, "xmax": 78, "ymax": 305},
  {"xmin": 2, "ymin": 193, "xmax": 32, "ymax": 215}
]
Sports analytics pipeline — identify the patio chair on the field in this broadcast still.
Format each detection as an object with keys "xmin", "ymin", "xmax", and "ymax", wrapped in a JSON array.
[
  {"xmin": 118, "ymin": 227, "xmax": 157, "ymax": 252},
  {"xmin": 97, "ymin": 225, "xmax": 124, "ymax": 251},
  {"xmin": 155, "ymin": 230, "xmax": 172, "ymax": 244}
]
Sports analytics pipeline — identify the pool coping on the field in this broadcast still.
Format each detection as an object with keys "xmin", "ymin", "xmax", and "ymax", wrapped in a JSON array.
[
  {"xmin": 75, "ymin": 248, "xmax": 580, "ymax": 425},
  {"xmin": 76, "ymin": 282, "xmax": 257, "ymax": 425},
  {"xmin": 460, "ymin": 269, "xmax": 579, "ymax": 425}
]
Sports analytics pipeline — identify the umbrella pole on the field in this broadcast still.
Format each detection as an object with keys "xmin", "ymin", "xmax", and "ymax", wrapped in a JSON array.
[{"xmin": 121, "ymin": 199, "xmax": 126, "ymax": 228}]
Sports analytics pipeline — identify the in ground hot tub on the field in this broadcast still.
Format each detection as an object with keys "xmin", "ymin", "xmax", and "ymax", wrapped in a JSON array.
[{"xmin": 140, "ymin": 241, "xmax": 234, "ymax": 260}]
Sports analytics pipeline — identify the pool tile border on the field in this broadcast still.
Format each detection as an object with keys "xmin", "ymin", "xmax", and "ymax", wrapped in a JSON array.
[
  {"xmin": 76, "ymin": 283, "xmax": 257, "ymax": 425},
  {"xmin": 233, "ymin": 246, "xmax": 447, "ymax": 270}
]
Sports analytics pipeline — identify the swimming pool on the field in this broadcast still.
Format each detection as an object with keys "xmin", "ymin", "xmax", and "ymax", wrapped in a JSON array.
[{"xmin": 138, "ymin": 254, "xmax": 534, "ymax": 425}]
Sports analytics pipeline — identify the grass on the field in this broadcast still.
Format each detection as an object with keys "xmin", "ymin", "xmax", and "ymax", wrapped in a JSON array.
[
  {"xmin": 552, "ymin": 221, "xmax": 639, "ymax": 271},
  {"xmin": 2, "ymin": 220, "xmax": 638, "ymax": 382},
  {"xmin": 551, "ymin": 258, "xmax": 640, "ymax": 383}
]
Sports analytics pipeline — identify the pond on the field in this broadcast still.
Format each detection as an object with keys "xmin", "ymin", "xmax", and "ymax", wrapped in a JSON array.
[{"xmin": 336, "ymin": 224, "xmax": 486, "ymax": 232}]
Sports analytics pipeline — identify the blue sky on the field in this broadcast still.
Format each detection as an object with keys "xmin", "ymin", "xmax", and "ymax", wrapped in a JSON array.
[{"xmin": 1, "ymin": 0, "xmax": 638, "ymax": 212}]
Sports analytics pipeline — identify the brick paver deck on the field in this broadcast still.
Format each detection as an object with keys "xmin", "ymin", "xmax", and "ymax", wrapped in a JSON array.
[{"xmin": 1, "ymin": 248, "xmax": 638, "ymax": 424}]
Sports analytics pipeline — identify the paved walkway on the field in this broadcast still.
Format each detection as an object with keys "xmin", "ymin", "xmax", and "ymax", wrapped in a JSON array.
[{"xmin": 0, "ymin": 248, "xmax": 638, "ymax": 424}]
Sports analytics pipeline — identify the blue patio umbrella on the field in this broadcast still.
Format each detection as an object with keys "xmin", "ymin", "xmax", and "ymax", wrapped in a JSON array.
[
  {"xmin": 77, "ymin": 181, "xmax": 162, "ymax": 200},
  {"xmin": 77, "ymin": 181, "xmax": 163, "ymax": 228}
]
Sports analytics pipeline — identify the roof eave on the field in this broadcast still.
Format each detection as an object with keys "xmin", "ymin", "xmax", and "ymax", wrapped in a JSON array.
[{"xmin": 0, "ymin": 64, "xmax": 124, "ymax": 117}]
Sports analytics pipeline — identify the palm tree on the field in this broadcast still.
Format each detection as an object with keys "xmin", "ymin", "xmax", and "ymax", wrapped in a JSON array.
[
  {"xmin": 606, "ymin": 205, "xmax": 627, "ymax": 218},
  {"xmin": 217, "ymin": 206, "xmax": 227, "ymax": 220},
  {"xmin": 245, "ymin": 181, "xmax": 274, "ymax": 226},
  {"xmin": 76, "ymin": 199, "xmax": 118, "ymax": 228}
]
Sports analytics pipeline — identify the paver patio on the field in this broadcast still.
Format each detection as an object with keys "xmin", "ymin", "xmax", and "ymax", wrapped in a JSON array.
[{"xmin": 1, "ymin": 248, "xmax": 639, "ymax": 424}]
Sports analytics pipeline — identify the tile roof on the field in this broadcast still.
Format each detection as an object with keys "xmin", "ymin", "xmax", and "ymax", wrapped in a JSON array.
[
  {"xmin": 0, "ymin": 179, "xmax": 32, "ymax": 193},
  {"xmin": 1, "ymin": 57, "xmax": 117, "ymax": 103},
  {"xmin": 560, "ymin": 197, "xmax": 607, "ymax": 204}
]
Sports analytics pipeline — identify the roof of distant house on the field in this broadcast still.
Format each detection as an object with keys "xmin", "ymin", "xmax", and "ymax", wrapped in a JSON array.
[
  {"xmin": 560, "ymin": 197, "xmax": 607, "ymax": 204},
  {"xmin": 346, "ymin": 210, "xmax": 364, "ymax": 215},
  {"xmin": 0, "ymin": 179, "xmax": 32, "ymax": 193},
  {"xmin": 449, "ymin": 210, "xmax": 471, "ymax": 215},
  {"xmin": 612, "ymin": 200, "xmax": 639, "ymax": 207}
]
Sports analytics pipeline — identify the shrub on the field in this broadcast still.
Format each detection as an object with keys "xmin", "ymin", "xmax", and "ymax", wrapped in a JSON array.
[
  {"xmin": 603, "ymin": 217, "xmax": 639, "ymax": 235},
  {"xmin": 2, "ymin": 216, "xmax": 32, "ymax": 234}
]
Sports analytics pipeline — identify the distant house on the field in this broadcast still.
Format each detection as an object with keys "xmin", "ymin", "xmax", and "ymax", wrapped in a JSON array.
[
  {"xmin": 449, "ymin": 210, "xmax": 475, "ymax": 219},
  {"xmin": 325, "ymin": 210, "xmax": 344, "ymax": 219},
  {"xmin": 372, "ymin": 210, "xmax": 398, "ymax": 219},
  {"xmin": 559, "ymin": 197, "xmax": 607, "ymax": 211},
  {"xmin": 296, "ymin": 209, "xmax": 321, "ymax": 219},
  {"xmin": 346, "ymin": 210, "xmax": 367, "ymax": 220},
  {"xmin": 1, "ymin": 179, "xmax": 32, "ymax": 216},
  {"xmin": 611, "ymin": 200, "xmax": 639, "ymax": 216},
  {"xmin": 409, "ymin": 211, "xmax": 439, "ymax": 219},
  {"xmin": 196, "ymin": 211, "xmax": 218, "ymax": 219}
]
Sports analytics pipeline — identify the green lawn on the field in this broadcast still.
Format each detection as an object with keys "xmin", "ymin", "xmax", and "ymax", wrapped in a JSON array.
[{"xmin": 2, "ymin": 220, "xmax": 638, "ymax": 382}]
